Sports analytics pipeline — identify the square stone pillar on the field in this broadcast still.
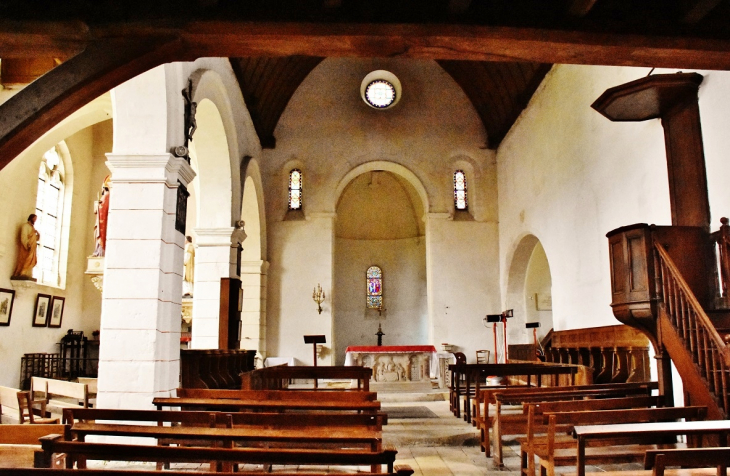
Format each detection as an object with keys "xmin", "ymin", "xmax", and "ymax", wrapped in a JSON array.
[
  {"xmin": 240, "ymin": 260, "xmax": 269, "ymax": 354},
  {"xmin": 191, "ymin": 227, "xmax": 239, "ymax": 349},
  {"xmin": 96, "ymin": 154, "xmax": 195, "ymax": 409}
]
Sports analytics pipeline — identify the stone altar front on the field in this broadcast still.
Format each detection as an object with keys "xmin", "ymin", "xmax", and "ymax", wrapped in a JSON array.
[{"xmin": 344, "ymin": 345, "xmax": 438, "ymax": 382}]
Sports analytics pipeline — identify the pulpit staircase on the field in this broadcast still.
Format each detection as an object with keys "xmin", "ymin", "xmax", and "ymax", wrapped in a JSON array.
[{"xmin": 608, "ymin": 219, "xmax": 730, "ymax": 420}]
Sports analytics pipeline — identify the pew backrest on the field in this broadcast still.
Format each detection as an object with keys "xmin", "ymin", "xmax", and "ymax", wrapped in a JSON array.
[
  {"xmin": 0, "ymin": 385, "xmax": 21, "ymax": 422},
  {"xmin": 645, "ymin": 447, "xmax": 730, "ymax": 475},
  {"xmin": 0, "ymin": 424, "xmax": 69, "ymax": 444},
  {"xmin": 175, "ymin": 388, "xmax": 377, "ymax": 401},
  {"xmin": 31, "ymin": 377, "xmax": 89, "ymax": 410}
]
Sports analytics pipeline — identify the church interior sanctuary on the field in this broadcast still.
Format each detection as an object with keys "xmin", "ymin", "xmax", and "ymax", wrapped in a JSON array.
[{"xmin": 3, "ymin": 1, "xmax": 730, "ymax": 474}]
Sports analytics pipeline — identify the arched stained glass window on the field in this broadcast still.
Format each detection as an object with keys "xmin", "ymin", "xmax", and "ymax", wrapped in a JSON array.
[
  {"xmin": 366, "ymin": 266, "xmax": 383, "ymax": 309},
  {"xmin": 34, "ymin": 146, "xmax": 65, "ymax": 285},
  {"xmin": 288, "ymin": 169, "xmax": 302, "ymax": 210},
  {"xmin": 454, "ymin": 170, "xmax": 467, "ymax": 210}
]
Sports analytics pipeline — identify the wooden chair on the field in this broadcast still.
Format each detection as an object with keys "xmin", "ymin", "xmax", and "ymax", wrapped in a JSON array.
[
  {"xmin": 16, "ymin": 391, "xmax": 59, "ymax": 424},
  {"xmin": 453, "ymin": 352, "xmax": 467, "ymax": 364},
  {"xmin": 476, "ymin": 349, "xmax": 491, "ymax": 364}
]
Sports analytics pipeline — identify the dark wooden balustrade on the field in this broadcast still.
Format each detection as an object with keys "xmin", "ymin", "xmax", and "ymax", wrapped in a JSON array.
[
  {"xmin": 654, "ymin": 240, "xmax": 730, "ymax": 413},
  {"xmin": 180, "ymin": 349, "xmax": 256, "ymax": 389}
]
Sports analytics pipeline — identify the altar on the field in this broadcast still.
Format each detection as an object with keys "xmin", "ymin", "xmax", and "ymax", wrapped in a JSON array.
[{"xmin": 344, "ymin": 345, "xmax": 438, "ymax": 382}]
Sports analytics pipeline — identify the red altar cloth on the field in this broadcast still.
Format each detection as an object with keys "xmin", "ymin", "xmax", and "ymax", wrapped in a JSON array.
[{"xmin": 345, "ymin": 345, "xmax": 437, "ymax": 353}]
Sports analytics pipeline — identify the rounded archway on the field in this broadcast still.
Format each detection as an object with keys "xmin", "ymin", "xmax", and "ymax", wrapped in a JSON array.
[
  {"xmin": 505, "ymin": 234, "xmax": 553, "ymax": 345},
  {"xmin": 333, "ymin": 168, "xmax": 427, "ymax": 363}
]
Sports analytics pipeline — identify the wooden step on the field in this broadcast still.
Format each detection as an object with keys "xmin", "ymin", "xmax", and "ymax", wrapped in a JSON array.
[{"xmin": 560, "ymin": 469, "xmax": 718, "ymax": 476}]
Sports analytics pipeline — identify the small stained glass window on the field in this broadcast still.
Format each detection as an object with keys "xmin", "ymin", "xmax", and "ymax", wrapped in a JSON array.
[
  {"xmin": 288, "ymin": 169, "xmax": 302, "ymax": 210},
  {"xmin": 366, "ymin": 266, "xmax": 383, "ymax": 309},
  {"xmin": 454, "ymin": 170, "xmax": 468, "ymax": 210}
]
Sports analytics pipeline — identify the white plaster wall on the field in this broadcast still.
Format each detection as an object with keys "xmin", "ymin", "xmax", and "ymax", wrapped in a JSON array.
[
  {"xmin": 0, "ymin": 111, "xmax": 112, "ymax": 388},
  {"xmin": 497, "ymin": 64, "xmax": 689, "ymax": 335},
  {"xmin": 262, "ymin": 58, "xmax": 499, "ymax": 364},
  {"xmin": 523, "ymin": 242, "xmax": 553, "ymax": 341}
]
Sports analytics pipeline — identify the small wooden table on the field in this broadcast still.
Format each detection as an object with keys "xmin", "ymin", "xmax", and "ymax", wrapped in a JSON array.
[{"xmin": 573, "ymin": 420, "xmax": 730, "ymax": 476}]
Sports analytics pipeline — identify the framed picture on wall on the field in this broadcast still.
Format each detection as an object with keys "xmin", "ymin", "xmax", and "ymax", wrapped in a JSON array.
[
  {"xmin": 33, "ymin": 293, "xmax": 51, "ymax": 327},
  {"xmin": 49, "ymin": 296, "xmax": 65, "ymax": 328},
  {"xmin": 0, "ymin": 288, "xmax": 15, "ymax": 326}
]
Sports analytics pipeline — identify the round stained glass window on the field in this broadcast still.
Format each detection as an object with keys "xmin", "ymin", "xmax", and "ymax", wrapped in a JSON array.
[
  {"xmin": 360, "ymin": 70, "xmax": 402, "ymax": 110},
  {"xmin": 365, "ymin": 80, "xmax": 396, "ymax": 108}
]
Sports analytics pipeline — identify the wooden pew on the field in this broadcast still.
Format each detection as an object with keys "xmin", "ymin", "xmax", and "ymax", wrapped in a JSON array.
[
  {"xmin": 153, "ymin": 396, "xmax": 381, "ymax": 413},
  {"xmin": 0, "ymin": 424, "xmax": 68, "ymax": 469},
  {"xmin": 449, "ymin": 362, "xmax": 583, "ymax": 423},
  {"xmin": 35, "ymin": 434, "xmax": 402, "ymax": 473},
  {"xmin": 242, "ymin": 365, "xmax": 372, "ymax": 391},
  {"xmin": 646, "ymin": 448, "xmax": 730, "ymax": 476},
  {"xmin": 181, "ymin": 349, "xmax": 256, "ymax": 389},
  {"xmin": 572, "ymin": 415, "xmax": 730, "ymax": 476},
  {"xmin": 474, "ymin": 380, "xmax": 659, "ymax": 450},
  {"xmin": 520, "ymin": 395, "xmax": 665, "ymax": 476},
  {"xmin": 0, "ymin": 385, "xmax": 21, "ymax": 423},
  {"xmin": 175, "ymin": 387, "xmax": 377, "ymax": 401},
  {"xmin": 1, "ymin": 468, "xmax": 415, "ymax": 476},
  {"xmin": 486, "ymin": 382, "xmax": 659, "ymax": 464},
  {"xmin": 31, "ymin": 378, "xmax": 89, "ymax": 415}
]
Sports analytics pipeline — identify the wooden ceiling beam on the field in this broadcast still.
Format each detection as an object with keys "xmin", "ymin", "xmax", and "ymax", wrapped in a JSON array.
[
  {"xmin": 681, "ymin": 0, "xmax": 724, "ymax": 24},
  {"xmin": 3, "ymin": 21, "xmax": 730, "ymax": 70},
  {"xmin": 566, "ymin": 0, "xmax": 599, "ymax": 18}
]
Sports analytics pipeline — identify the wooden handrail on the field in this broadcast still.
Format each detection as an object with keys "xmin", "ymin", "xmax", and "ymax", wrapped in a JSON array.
[{"xmin": 654, "ymin": 240, "xmax": 730, "ymax": 414}]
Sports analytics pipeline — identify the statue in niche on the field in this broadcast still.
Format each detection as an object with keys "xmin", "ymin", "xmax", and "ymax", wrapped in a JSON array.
[
  {"xmin": 92, "ymin": 176, "xmax": 111, "ymax": 257},
  {"xmin": 183, "ymin": 236, "xmax": 195, "ymax": 297},
  {"xmin": 12, "ymin": 214, "xmax": 40, "ymax": 280}
]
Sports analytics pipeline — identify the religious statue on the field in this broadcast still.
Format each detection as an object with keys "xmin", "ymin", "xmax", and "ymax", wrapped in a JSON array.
[
  {"xmin": 183, "ymin": 235, "xmax": 195, "ymax": 297},
  {"xmin": 92, "ymin": 176, "xmax": 111, "ymax": 257},
  {"xmin": 12, "ymin": 214, "xmax": 40, "ymax": 280}
]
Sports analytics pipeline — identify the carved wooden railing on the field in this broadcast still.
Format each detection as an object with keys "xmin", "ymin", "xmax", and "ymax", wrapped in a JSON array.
[
  {"xmin": 711, "ymin": 217, "xmax": 730, "ymax": 307},
  {"xmin": 654, "ymin": 241, "xmax": 730, "ymax": 412}
]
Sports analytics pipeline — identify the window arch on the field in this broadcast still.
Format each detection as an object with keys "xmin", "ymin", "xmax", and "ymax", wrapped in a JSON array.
[
  {"xmin": 454, "ymin": 170, "xmax": 468, "ymax": 210},
  {"xmin": 34, "ymin": 146, "xmax": 65, "ymax": 286},
  {"xmin": 366, "ymin": 266, "xmax": 383, "ymax": 310},
  {"xmin": 288, "ymin": 169, "xmax": 302, "ymax": 210}
]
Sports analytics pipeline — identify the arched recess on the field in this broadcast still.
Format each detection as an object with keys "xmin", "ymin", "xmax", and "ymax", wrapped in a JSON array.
[
  {"xmin": 333, "ymin": 163, "xmax": 429, "ymax": 365},
  {"xmin": 505, "ymin": 234, "xmax": 554, "ymax": 345},
  {"xmin": 187, "ymin": 74, "xmax": 239, "ymax": 349},
  {"xmin": 239, "ymin": 157, "xmax": 268, "ymax": 354}
]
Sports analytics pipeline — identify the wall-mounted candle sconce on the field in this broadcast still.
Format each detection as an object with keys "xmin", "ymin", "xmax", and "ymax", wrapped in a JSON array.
[{"xmin": 313, "ymin": 283, "xmax": 325, "ymax": 314}]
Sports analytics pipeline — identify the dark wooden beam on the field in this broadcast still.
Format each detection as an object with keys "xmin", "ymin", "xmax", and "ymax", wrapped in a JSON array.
[
  {"xmin": 566, "ymin": 0, "xmax": 598, "ymax": 18},
  {"xmin": 0, "ymin": 37, "xmax": 181, "ymax": 171},
  {"xmin": 681, "ymin": 0, "xmax": 723, "ymax": 24},
  {"xmin": 3, "ymin": 22, "xmax": 730, "ymax": 69}
]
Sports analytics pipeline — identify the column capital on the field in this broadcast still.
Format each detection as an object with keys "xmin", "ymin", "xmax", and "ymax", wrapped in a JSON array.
[
  {"xmin": 106, "ymin": 154, "xmax": 196, "ymax": 187},
  {"xmin": 194, "ymin": 227, "xmax": 235, "ymax": 247},
  {"xmin": 240, "ymin": 260, "xmax": 270, "ymax": 274}
]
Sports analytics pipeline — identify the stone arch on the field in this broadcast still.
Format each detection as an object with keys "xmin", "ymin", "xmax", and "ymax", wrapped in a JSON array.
[
  {"xmin": 333, "ymin": 161, "xmax": 430, "ymax": 214},
  {"xmin": 505, "ymin": 234, "xmax": 554, "ymax": 345},
  {"xmin": 333, "ymin": 162, "xmax": 429, "ymax": 363},
  {"xmin": 239, "ymin": 157, "xmax": 268, "ymax": 354},
  {"xmin": 190, "ymin": 67, "xmax": 241, "ymax": 227}
]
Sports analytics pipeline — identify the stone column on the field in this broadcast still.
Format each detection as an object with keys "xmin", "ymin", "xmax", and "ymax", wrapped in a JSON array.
[
  {"xmin": 96, "ymin": 154, "xmax": 195, "ymax": 409},
  {"xmin": 240, "ymin": 260, "xmax": 269, "ymax": 355},
  {"xmin": 191, "ymin": 227, "xmax": 234, "ymax": 349}
]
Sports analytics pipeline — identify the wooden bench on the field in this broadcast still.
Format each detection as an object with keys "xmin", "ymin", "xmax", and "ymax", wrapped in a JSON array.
[
  {"xmin": 487, "ymin": 383, "xmax": 659, "ymax": 464},
  {"xmin": 175, "ymin": 387, "xmax": 378, "ymax": 401},
  {"xmin": 474, "ymin": 380, "xmax": 659, "ymax": 439},
  {"xmin": 0, "ymin": 469, "xmax": 415, "ymax": 476},
  {"xmin": 35, "ymin": 434, "xmax": 402, "ymax": 473},
  {"xmin": 448, "ymin": 362, "xmax": 583, "ymax": 422},
  {"xmin": 520, "ymin": 395, "xmax": 665, "ymax": 476},
  {"xmin": 646, "ymin": 447, "xmax": 730, "ymax": 476},
  {"xmin": 154, "ymin": 396, "xmax": 382, "ymax": 413},
  {"xmin": 31, "ymin": 378, "xmax": 89, "ymax": 416},
  {"xmin": 242, "ymin": 365, "xmax": 372, "ymax": 391},
  {"xmin": 0, "ymin": 385, "xmax": 21, "ymax": 423},
  {"xmin": 573, "ymin": 418, "xmax": 730, "ymax": 476},
  {"xmin": 0, "ymin": 424, "xmax": 68, "ymax": 469},
  {"xmin": 530, "ymin": 406, "xmax": 707, "ymax": 476}
]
